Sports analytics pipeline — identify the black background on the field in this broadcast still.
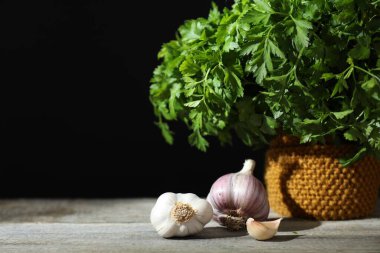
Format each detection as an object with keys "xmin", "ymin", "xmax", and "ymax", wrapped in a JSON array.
[{"xmin": 1, "ymin": 0, "xmax": 265, "ymax": 198}]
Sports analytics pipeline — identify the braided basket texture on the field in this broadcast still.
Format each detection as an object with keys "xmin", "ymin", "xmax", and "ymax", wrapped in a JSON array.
[{"xmin": 265, "ymin": 136, "xmax": 380, "ymax": 220}]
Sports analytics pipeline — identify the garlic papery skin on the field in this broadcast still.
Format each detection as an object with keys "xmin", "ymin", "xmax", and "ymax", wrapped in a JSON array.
[
  {"xmin": 150, "ymin": 192, "xmax": 213, "ymax": 238},
  {"xmin": 207, "ymin": 159, "xmax": 270, "ymax": 230},
  {"xmin": 246, "ymin": 218, "xmax": 282, "ymax": 240}
]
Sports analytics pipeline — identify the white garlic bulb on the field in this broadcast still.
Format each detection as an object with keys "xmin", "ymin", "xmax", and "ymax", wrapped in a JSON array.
[
  {"xmin": 246, "ymin": 218, "xmax": 282, "ymax": 240},
  {"xmin": 150, "ymin": 192, "xmax": 213, "ymax": 238},
  {"xmin": 207, "ymin": 159, "xmax": 270, "ymax": 230}
]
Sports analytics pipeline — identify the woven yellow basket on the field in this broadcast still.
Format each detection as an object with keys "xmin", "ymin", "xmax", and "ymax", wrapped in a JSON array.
[{"xmin": 265, "ymin": 136, "xmax": 380, "ymax": 220}]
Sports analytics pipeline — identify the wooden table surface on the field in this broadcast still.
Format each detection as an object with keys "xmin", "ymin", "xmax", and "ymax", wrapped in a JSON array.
[{"xmin": 0, "ymin": 198, "xmax": 379, "ymax": 253}]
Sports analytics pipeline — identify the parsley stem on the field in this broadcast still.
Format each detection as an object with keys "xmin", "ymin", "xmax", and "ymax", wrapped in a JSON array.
[
  {"xmin": 353, "ymin": 66, "xmax": 380, "ymax": 82},
  {"xmin": 312, "ymin": 126, "xmax": 345, "ymax": 138},
  {"xmin": 190, "ymin": 68, "xmax": 212, "ymax": 86},
  {"xmin": 203, "ymin": 68, "xmax": 211, "ymax": 92},
  {"xmin": 310, "ymin": 31, "xmax": 321, "ymax": 41},
  {"xmin": 202, "ymin": 68, "xmax": 211, "ymax": 111},
  {"xmin": 295, "ymin": 47, "xmax": 305, "ymax": 66},
  {"xmin": 272, "ymin": 11, "xmax": 288, "ymax": 16}
]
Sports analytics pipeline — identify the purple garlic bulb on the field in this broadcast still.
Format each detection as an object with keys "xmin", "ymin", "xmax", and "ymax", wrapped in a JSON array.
[{"xmin": 207, "ymin": 159, "xmax": 270, "ymax": 230}]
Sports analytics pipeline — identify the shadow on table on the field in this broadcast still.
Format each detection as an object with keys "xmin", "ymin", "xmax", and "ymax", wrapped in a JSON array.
[
  {"xmin": 263, "ymin": 234, "xmax": 303, "ymax": 242},
  {"xmin": 172, "ymin": 227, "xmax": 247, "ymax": 240},
  {"xmin": 172, "ymin": 216, "xmax": 323, "ymax": 240},
  {"xmin": 172, "ymin": 227, "xmax": 304, "ymax": 241},
  {"xmin": 278, "ymin": 217, "xmax": 321, "ymax": 232}
]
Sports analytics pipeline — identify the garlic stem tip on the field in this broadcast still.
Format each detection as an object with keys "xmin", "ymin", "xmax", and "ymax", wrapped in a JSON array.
[{"xmin": 240, "ymin": 159, "xmax": 256, "ymax": 174}]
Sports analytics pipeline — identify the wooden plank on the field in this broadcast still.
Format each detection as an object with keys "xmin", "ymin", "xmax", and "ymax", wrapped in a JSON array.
[{"xmin": 0, "ymin": 199, "xmax": 379, "ymax": 253}]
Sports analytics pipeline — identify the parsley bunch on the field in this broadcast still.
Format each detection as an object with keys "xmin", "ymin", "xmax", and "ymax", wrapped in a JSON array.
[{"xmin": 150, "ymin": 0, "xmax": 380, "ymax": 165}]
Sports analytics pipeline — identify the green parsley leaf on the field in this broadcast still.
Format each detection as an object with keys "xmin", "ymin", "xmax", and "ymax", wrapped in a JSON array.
[
  {"xmin": 184, "ymin": 100, "xmax": 202, "ymax": 108},
  {"xmin": 150, "ymin": 0, "xmax": 380, "ymax": 165},
  {"xmin": 332, "ymin": 109, "xmax": 354, "ymax": 119}
]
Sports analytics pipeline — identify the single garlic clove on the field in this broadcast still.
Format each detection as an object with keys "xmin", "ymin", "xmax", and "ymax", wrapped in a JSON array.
[{"xmin": 246, "ymin": 217, "xmax": 282, "ymax": 241}]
